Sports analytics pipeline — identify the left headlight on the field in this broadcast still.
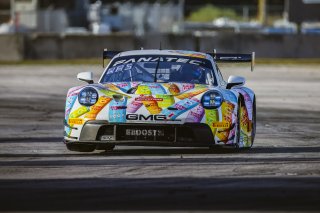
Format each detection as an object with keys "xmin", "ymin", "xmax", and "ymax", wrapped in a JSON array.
[
  {"xmin": 201, "ymin": 91, "xmax": 223, "ymax": 109},
  {"xmin": 78, "ymin": 87, "xmax": 99, "ymax": 106}
]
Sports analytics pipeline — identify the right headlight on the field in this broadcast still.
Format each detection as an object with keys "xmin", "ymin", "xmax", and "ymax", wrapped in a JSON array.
[
  {"xmin": 201, "ymin": 91, "xmax": 223, "ymax": 109},
  {"xmin": 78, "ymin": 87, "xmax": 98, "ymax": 106}
]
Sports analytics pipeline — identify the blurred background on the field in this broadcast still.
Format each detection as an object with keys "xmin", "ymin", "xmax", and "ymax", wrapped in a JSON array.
[{"xmin": 0, "ymin": 0, "xmax": 319, "ymax": 61}]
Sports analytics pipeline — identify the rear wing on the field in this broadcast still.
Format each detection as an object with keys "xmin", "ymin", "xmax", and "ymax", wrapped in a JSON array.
[
  {"xmin": 103, "ymin": 49, "xmax": 121, "ymax": 67},
  {"xmin": 102, "ymin": 48, "xmax": 255, "ymax": 71},
  {"xmin": 210, "ymin": 51, "xmax": 255, "ymax": 71}
]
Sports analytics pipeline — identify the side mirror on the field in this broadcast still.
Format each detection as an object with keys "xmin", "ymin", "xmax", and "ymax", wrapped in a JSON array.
[
  {"xmin": 226, "ymin": 75, "xmax": 245, "ymax": 89},
  {"xmin": 77, "ymin": 72, "xmax": 94, "ymax": 84}
]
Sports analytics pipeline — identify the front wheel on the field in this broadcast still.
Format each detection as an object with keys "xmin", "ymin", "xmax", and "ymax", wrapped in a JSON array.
[
  {"xmin": 234, "ymin": 95, "xmax": 256, "ymax": 149},
  {"xmin": 234, "ymin": 96, "xmax": 243, "ymax": 149},
  {"xmin": 251, "ymin": 96, "xmax": 256, "ymax": 146}
]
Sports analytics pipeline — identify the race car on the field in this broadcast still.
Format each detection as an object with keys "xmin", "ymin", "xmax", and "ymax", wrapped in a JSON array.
[{"xmin": 64, "ymin": 49, "xmax": 256, "ymax": 152}]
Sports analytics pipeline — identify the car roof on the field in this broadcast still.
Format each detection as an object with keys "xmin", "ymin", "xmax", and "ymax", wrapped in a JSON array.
[{"xmin": 116, "ymin": 49, "xmax": 211, "ymax": 59}]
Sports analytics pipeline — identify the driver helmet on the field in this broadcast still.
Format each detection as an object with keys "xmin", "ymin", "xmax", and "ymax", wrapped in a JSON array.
[{"xmin": 192, "ymin": 66, "xmax": 204, "ymax": 79}]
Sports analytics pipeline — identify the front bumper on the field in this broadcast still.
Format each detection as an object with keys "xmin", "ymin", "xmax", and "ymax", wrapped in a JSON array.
[{"xmin": 64, "ymin": 120, "xmax": 215, "ymax": 147}]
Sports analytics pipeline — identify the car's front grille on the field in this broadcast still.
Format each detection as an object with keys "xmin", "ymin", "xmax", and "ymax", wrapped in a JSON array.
[{"xmin": 81, "ymin": 120, "xmax": 213, "ymax": 144}]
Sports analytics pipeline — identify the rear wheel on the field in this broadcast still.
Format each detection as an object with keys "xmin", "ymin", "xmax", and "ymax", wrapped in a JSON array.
[{"xmin": 66, "ymin": 143, "xmax": 96, "ymax": 152}]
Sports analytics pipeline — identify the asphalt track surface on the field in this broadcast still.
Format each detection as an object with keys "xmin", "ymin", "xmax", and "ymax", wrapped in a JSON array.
[{"xmin": 0, "ymin": 64, "xmax": 319, "ymax": 212}]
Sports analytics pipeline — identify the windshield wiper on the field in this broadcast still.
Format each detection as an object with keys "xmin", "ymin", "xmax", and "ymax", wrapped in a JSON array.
[{"xmin": 153, "ymin": 57, "xmax": 161, "ymax": 82}]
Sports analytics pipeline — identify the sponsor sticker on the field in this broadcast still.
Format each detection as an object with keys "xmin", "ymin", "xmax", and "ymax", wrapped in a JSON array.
[
  {"xmin": 135, "ymin": 97, "xmax": 163, "ymax": 101},
  {"xmin": 126, "ymin": 114, "xmax": 167, "ymax": 121},
  {"xmin": 101, "ymin": 135, "xmax": 115, "ymax": 141},
  {"xmin": 68, "ymin": 118, "xmax": 84, "ymax": 125},
  {"xmin": 111, "ymin": 106, "xmax": 127, "ymax": 110},
  {"xmin": 112, "ymin": 57, "xmax": 204, "ymax": 67},
  {"xmin": 212, "ymin": 122, "xmax": 230, "ymax": 128},
  {"xmin": 125, "ymin": 129, "xmax": 165, "ymax": 137},
  {"xmin": 182, "ymin": 84, "xmax": 195, "ymax": 92}
]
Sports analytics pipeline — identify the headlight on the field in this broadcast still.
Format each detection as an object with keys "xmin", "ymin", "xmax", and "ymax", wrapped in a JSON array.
[
  {"xmin": 201, "ymin": 91, "xmax": 223, "ymax": 109},
  {"xmin": 78, "ymin": 87, "xmax": 99, "ymax": 106}
]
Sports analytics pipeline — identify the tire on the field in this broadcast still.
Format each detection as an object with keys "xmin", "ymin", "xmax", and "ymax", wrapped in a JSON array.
[
  {"xmin": 66, "ymin": 143, "xmax": 96, "ymax": 152},
  {"xmin": 235, "ymin": 95, "xmax": 256, "ymax": 149},
  {"xmin": 234, "ymin": 95, "xmax": 244, "ymax": 149},
  {"xmin": 251, "ymin": 96, "xmax": 257, "ymax": 146}
]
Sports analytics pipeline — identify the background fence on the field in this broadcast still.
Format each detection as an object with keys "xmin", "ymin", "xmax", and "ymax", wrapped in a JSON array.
[{"xmin": 1, "ymin": 33, "xmax": 320, "ymax": 61}]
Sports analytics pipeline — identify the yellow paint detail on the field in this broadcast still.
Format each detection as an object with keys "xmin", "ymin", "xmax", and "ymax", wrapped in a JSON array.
[
  {"xmin": 186, "ymin": 53, "xmax": 207, "ymax": 59},
  {"xmin": 168, "ymin": 84, "xmax": 180, "ymax": 95},
  {"xmin": 69, "ymin": 106, "xmax": 90, "ymax": 118},
  {"xmin": 85, "ymin": 96, "xmax": 112, "ymax": 120},
  {"xmin": 205, "ymin": 109, "xmax": 219, "ymax": 135},
  {"xmin": 143, "ymin": 99, "xmax": 162, "ymax": 114},
  {"xmin": 68, "ymin": 118, "xmax": 84, "ymax": 125},
  {"xmin": 100, "ymin": 89, "xmax": 131, "ymax": 98},
  {"xmin": 156, "ymin": 94, "xmax": 175, "ymax": 108},
  {"xmin": 136, "ymin": 85, "xmax": 151, "ymax": 95},
  {"xmin": 212, "ymin": 122, "xmax": 230, "ymax": 128},
  {"xmin": 240, "ymin": 106, "xmax": 252, "ymax": 134},
  {"xmin": 104, "ymin": 83, "xmax": 121, "ymax": 92},
  {"xmin": 175, "ymin": 88, "xmax": 208, "ymax": 99},
  {"xmin": 215, "ymin": 101, "xmax": 235, "ymax": 142}
]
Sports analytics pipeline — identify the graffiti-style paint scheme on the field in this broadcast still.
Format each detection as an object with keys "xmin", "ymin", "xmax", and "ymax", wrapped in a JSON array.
[
  {"xmin": 167, "ymin": 83, "xmax": 180, "ymax": 95},
  {"xmin": 205, "ymin": 109, "xmax": 219, "ymax": 135},
  {"xmin": 127, "ymin": 99, "xmax": 143, "ymax": 113},
  {"xmin": 147, "ymin": 83, "xmax": 167, "ymax": 94},
  {"xmin": 108, "ymin": 97, "xmax": 127, "ymax": 123},
  {"xmin": 161, "ymin": 98, "xmax": 199, "ymax": 120},
  {"xmin": 168, "ymin": 50, "xmax": 208, "ymax": 59},
  {"xmin": 185, "ymin": 98, "xmax": 204, "ymax": 123},
  {"xmin": 85, "ymin": 96, "xmax": 112, "ymax": 120},
  {"xmin": 175, "ymin": 88, "xmax": 208, "ymax": 100},
  {"xmin": 142, "ymin": 96, "xmax": 163, "ymax": 115},
  {"xmin": 215, "ymin": 101, "xmax": 235, "ymax": 142},
  {"xmin": 114, "ymin": 82, "xmax": 131, "ymax": 93},
  {"xmin": 64, "ymin": 86, "xmax": 84, "ymax": 136},
  {"xmin": 234, "ymin": 88, "xmax": 255, "ymax": 148},
  {"xmin": 64, "ymin": 82, "xmax": 255, "ymax": 147},
  {"xmin": 64, "ymin": 50, "xmax": 256, "ymax": 151},
  {"xmin": 155, "ymin": 94, "xmax": 175, "ymax": 108},
  {"xmin": 66, "ymin": 106, "xmax": 90, "ymax": 136},
  {"xmin": 136, "ymin": 85, "xmax": 152, "ymax": 95}
]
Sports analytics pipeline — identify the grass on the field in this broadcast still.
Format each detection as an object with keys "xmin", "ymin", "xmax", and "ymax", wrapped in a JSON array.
[{"xmin": 187, "ymin": 4, "xmax": 242, "ymax": 22}]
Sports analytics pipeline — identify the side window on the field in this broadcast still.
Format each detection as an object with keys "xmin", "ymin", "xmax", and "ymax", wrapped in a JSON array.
[{"xmin": 215, "ymin": 64, "xmax": 226, "ymax": 86}]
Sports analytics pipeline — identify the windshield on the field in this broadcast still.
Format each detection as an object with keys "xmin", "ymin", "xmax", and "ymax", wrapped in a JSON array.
[{"xmin": 100, "ymin": 55, "xmax": 216, "ymax": 85}]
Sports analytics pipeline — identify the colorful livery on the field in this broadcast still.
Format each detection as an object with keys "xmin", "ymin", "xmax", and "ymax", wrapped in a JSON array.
[{"xmin": 64, "ymin": 49, "xmax": 256, "ymax": 152}]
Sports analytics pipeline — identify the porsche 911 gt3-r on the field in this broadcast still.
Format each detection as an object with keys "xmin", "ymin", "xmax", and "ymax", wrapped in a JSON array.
[{"xmin": 64, "ymin": 49, "xmax": 256, "ymax": 152}]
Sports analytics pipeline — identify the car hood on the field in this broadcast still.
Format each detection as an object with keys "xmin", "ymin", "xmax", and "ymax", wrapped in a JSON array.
[
  {"xmin": 65, "ymin": 82, "xmax": 212, "ymax": 126},
  {"xmin": 100, "ymin": 82, "xmax": 210, "ymax": 97}
]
